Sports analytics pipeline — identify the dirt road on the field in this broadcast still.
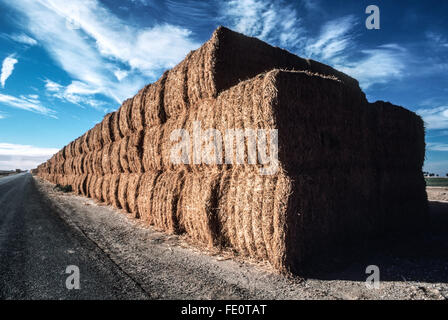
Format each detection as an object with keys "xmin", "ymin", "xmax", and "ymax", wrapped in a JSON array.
[{"xmin": 1, "ymin": 173, "xmax": 447, "ymax": 299}]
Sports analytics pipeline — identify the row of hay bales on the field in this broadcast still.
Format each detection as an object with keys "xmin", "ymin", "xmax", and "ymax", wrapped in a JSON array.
[{"xmin": 34, "ymin": 27, "xmax": 427, "ymax": 274}]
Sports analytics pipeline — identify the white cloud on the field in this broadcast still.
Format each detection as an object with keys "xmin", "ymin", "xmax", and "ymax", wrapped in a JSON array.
[
  {"xmin": 417, "ymin": 106, "xmax": 448, "ymax": 130},
  {"xmin": 114, "ymin": 69, "xmax": 128, "ymax": 81},
  {"xmin": 336, "ymin": 45, "xmax": 407, "ymax": 89},
  {"xmin": 305, "ymin": 15, "xmax": 357, "ymax": 60},
  {"xmin": 9, "ymin": 33, "xmax": 37, "ymax": 45},
  {"xmin": 427, "ymin": 142, "xmax": 448, "ymax": 152},
  {"xmin": 1, "ymin": 55, "xmax": 18, "ymax": 88},
  {"xmin": 3, "ymin": 0, "xmax": 199, "ymax": 106},
  {"xmin": 44, "ymin": 79, "xmax": 106, "ymax": 111},
  {"xmin": 221, "ymin": 0, "xmax": 304, "ymax": 48},
  {"xmin": 0, "ymin": 93, "xmax": 56, "ymax": 116},
  {"xmin": 0, "ymin": 142, "xmax": 59, "ymax": 170}
]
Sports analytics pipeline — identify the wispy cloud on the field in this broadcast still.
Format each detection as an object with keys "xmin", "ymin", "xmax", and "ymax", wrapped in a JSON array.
[
  {"xmin": 220, "ymin": 0, "xmax": 304, "ymax": 48},
  {"xmin": 45, "ymin": 79, "xmax": 107, "ymax": 111},
  {"xmin": 3, "ymin": 0, "xmax": 200, "ymax": 106},
  {"xmin": 8, "ymin": 33, "xmax": 38, "ymax": 45},
  {"xmin": 427, "ymin": 142, "xmax": 448, "ymax": 152},
  {"xmin": 336, "ymin": 45, "xmax": 407, "ymax": 89},
  {"xmin": 0, "ymin": 142, "xmax": 59, "ymax": 170},
  {"xmin": 1, "ymin": 55, "xmax": 18, "ymax": 88},
  {"xmin": 305, "ymin": 15, "xmax": 357, "ymax": 61},
  {"xmin": 0, "ymin": 93, "xmax": 56, "ymax": 117},
  {"xmin": 416, "ymin": 106, "xmax": 448, "ymax": 130}
]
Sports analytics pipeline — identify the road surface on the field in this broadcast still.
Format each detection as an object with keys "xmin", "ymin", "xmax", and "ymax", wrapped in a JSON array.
[
  {"xmin": 0, "ymin": 173, "xmax": 147, "ymax": 299},
  {"xmin": 0, "ymin": 173, "xmax": 447, "ymax": 300}
]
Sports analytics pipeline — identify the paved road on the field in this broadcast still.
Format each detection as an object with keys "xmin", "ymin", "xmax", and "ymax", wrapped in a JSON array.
[{"xmin": 0, "ymin": 173, "xmax": 148, "ymax": 299}]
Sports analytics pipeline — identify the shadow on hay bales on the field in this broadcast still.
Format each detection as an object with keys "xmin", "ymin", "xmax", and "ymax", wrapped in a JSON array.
[{"xmin": 301, "ymin": 201, "xmax": 448, "ymax": 283}]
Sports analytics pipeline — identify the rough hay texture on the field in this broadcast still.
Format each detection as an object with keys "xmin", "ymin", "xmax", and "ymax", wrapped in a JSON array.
[{"xmin": 33, "ymin": 27, "xmax": 426, "ymax": 275}]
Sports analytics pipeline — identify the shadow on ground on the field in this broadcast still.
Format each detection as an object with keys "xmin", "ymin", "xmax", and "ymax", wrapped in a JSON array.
[{"xmin": 303, "ymin": 201, "xmax": 448, "ymax": 283}]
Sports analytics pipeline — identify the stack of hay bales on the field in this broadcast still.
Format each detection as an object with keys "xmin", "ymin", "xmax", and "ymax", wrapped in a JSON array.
[{"xmin": 33, "ymin": 26, "xmax": 427, "ymax": 274}]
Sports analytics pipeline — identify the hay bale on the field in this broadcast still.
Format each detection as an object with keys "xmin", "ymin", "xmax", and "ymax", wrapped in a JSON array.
[
  {"xmin": 91, "ymin": 123, "xmax": 103, "ymax": 151},
  {"xmin": 127, "ymin": 173, "xmax": 142, "ymax": 217},
  {"xmin": 143, "ymin": 72, "xmax": 168, "ymax": 126},
  {"xmin": 83, "ymin": 152, "xmax": 94, "ymax": 175},
  {"xmin": 101, "ymin": 113, "xmax": 113, "ymax": 145},
  {"xmin": 94, "ymin": 175, "xmax": 103, "ymax": 201},
  {"xmin": 136, "ymin": 171, "xmax": 161, "ymax": 223},
  {"xmin": 142, "ymin": 125, "xmax": 164, "ymax": 172},
  {"xmin": 179, "ymin": 171, "xmax": 221, "ymax": 246},
  {"xmin": 119, "ymin": 136, "xmax": 130, "ymax": 173},
  {"xmin": 118, "ymin": 173, "xmax": 130, "ymax": 212},
  {"xmin": 92, "ymin": 150, "xmax": 103, "ymax": 175},
  {"xmin": 127, "ymin": 130, "xmax": 144, "ymax": 173},
  {"xmin": 110, "ymin": 111, "xmax": 122, "ymax": 141},
  {"xmin": 109, "ymin": 174, "xmax": 121, "ymax": 208},
  {"xmin": 101, "ymin": 174, "xmax": 111, "ymax": 205},
  {"xmin": 101, "ymin": 143, "xmax": 112, "ymax": 174},
  {"xmin": 110, "ymin": 141, "xmax": 122, "ymax": 174},
  {"xmin": 150, "ymin": 171, "xmax": 185, "ymax": 234},
  {"xmin": 81, "ymin": 131, "xmax": 91, "ymax": 154},
  {"xmin": 88, "ymin": 175, "xmax": 97, "ymax": 198},
  {"xmin": 129, "ymin": 86, "xmax": 147, "ymax": 132},
  {"xmin": 118, "ymin": 98, "xmax": 133, "ymax": 137}
]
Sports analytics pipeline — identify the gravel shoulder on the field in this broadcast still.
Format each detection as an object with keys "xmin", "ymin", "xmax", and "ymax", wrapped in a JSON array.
[
  {"xmin": 427, "ymin": 187, "xmax": 448, "ymax": 202},
  {"xmin": 28, "ymin": 176, "xmax": 448, "ymax": 300}
]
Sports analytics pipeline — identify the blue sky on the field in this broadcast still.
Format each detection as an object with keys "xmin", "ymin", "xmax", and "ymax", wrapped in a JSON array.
[{"xmin": 0, "ymin": 0, "xmax": 447, "ymax": 174}]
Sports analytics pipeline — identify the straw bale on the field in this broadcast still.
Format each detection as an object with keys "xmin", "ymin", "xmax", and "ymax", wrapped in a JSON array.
[
  {"xmin": 127, "ymin": 130, "xmax": 144, "ymax": 173},
  {"xmin": 127, "ymin": 173, "xmax": 142, "ymax": 217},
  {"xmin": 119, "ymin": 136, "xmax": 130, "ymax": 173}
]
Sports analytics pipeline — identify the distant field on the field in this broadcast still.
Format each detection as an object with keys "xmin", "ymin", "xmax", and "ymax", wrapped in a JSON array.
[{"xmin": 426, "ymin": 178, "xmax": 448, "ymax": 187}]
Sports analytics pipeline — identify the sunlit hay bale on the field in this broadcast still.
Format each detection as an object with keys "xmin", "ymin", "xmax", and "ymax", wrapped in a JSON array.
[
  {"xmin": 72, "ymin": 137, "xmax": 84, "ymax": 157},
  {"xmin": 109, "ymin": 173, "xmax": 121, "ymax": 208},
  {"xmin": 110, "ymin": 111, "xmax": 122, "ymax": 142},
  {"xmin": 118, "ymin": 173, "xmax": 130, "ymax": 212},
  {"xmin": 150, "ymin": 171, "xmax": 185, "ymax": 234},
  {"xmin": 80, "ymin": 131, "xmax": 90, "ymax": 155},
  {"xmin": 119, "ymin": 136, "xmax": 130, "ymax": 173},
  {"xmin": 118, "ymin": 98, "xmax": 133, "ymax": 137},
  {"xmin": 92, "ymin": 149, "xmax": 103, "ymax": 176},
  {"xmin": 127, "ymin": 130, "xmax": 144, "ymax": 174},
  {"xmin": 143, "ymin": 72, "xmax": 169, "ymax": 126},
  {"xmin": 83, "ymin": 174, "xmax": 93, "ymax": 197},
  {"xmin": 63, "ymin": 157, "xmax": 74, "ymax": 175},
  {"xmin": 163, "ymin": 53, "xmax": 192, "ymax": 119},
  {"xmin": 101, "ymin": 143, "xmax": 112, "ymax": 174},
  {"xmin": 89, "ymin": 123, "xmax": 103, "ymax": 151},
  {"xmin": 179, "ymin": 170, "xmax": 221, "ymax": 247},
  {"xmin": 88, "ymin": 174, "xmax": 97, "ymax": 199},
  {"xmin": 110, "ymin": 141, "xmax": 122, "ymax": 174},
  {"xmin": 101, "ymin": 174, "xmax": 111, "ymax": 205},
  {"xmin": 159, "ymin": 113, "xmax": 188, "ymax": 171},
  {"xmin": 93, "ymin": 175, "xmax": 103, "ymax": 201},
  {"xmin": 79, "ymin": 174, "xmax": 88, "ymax": 196},
  {"xmin": 129, "ymin": 86, "xmax": 147, "ymax": 132},
  {"xmin": 127, "ymin": 173, "xmax": 142, "ymax": 217},
  {"xmin": 101, "ymin": 112, "xmax": 113, "ymax": 145},
  {"xmin": 136, "ymin": 171, "xmax": 161, "ymax": 223},
  {"xmin": 83, "ymin": 152, "xmax": 94, "ymax": 175},
  {"xmin": 142, "ymin": 125, "xmax": 164, "ymax": 172}
]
